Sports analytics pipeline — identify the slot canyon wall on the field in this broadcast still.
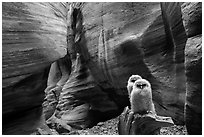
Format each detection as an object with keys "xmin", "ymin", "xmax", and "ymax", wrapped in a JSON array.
[
  {"xmin": 2, "ymin": 2, "xmax": 202, "ymax": 135},
  {"xmin": 182, "ymin": 2, "xmax": 202, "ymax": 135},
  {"xmin": 2, "ymin": 2, "xmax": 68, "ymax": 134}
]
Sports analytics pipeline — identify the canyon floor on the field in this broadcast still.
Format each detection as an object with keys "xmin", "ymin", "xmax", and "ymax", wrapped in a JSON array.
[{"xmin": 59, "ymin": 116, "xmax": 187, "ymax": 135}]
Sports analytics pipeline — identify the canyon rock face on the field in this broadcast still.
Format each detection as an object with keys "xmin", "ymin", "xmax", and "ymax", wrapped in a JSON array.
[
  {"xmin": 182, "ymin": 2, "xmax": 202, "ymax": 135},
  {"xmin": 185, "ymin": 35, "xmax": 202, "ymax": 135},
  {"xmin": 2, "ymin": 2, "xmax": 201, "ymax": 135},
  {"xmin": 2, "ymin": 2, "xmax": 68, "ymax": 134},
  {"xmin": 181, "ymin": 2, "xmax": 202, "ymax": 37},
  {"xmin": 45, "ymin": 2, "xmax": 187, "ymax": 132}
]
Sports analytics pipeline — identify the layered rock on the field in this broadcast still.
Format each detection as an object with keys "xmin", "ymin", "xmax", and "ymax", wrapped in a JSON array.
[
  {"xmin": 2, "ymin": 2, "xmax": 68, "ymax": 134},
  {"xmin": 44, "ymin": 2, "xmax": 187, "ymax": 131},
  {"xmin": 3, "ymin": 2, "xmax": 195, "ymax": 135},
  {"xmin": 81, "ymin": 2, "xmax": 187, "ymax": 125}
]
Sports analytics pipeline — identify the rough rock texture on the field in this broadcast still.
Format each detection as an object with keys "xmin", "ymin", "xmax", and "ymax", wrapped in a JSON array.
[
  {"xmin": 4, "ymin": 2, "xmax": 199, "ymax": 135},
  {"xmin": 71, "ymin": 117, "xmax": 187, "ymax": 135},
  {"xmin": 81, "ymin": 2, "xmax": 187, "ymax": 125},
  {"xmin": 2, "ymin": 2, "xmax": 68, "ymax": 134},
  {"xmin": 181, "ymin": 2, "xmax": 202, "ymax": 135},
  {"xmin": 118, "ymin": 107, "xmax": 174, "ymax": 135},
  {"xmin": 184, "ymin": 35, "xmax": 202, "ymax": 135},
  {"xmin": 43, "ymin": 2, "xmax": 188, "ymax": 132},
  {"xmin": 43, "ymin": 54, "xmax": 71, "ymax": 120},
  {"xmin": 181, "ymin": 2, "xmax": 202, "ymax": 37}
]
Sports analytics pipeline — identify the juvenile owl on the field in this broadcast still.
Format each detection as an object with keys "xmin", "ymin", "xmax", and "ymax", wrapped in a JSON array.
[
  {"xmin": 129, "ymin": 78, "xmax": 156, "ymax": 114},
  {"xmin": 127, "ymin": 75, "xmax": 142, "ymax": 96}
]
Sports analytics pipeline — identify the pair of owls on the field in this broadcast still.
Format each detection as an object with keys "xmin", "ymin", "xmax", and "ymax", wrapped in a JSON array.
[{"xmin": 127, "ymin": 75, "xmax": 156, "ymax": 115}]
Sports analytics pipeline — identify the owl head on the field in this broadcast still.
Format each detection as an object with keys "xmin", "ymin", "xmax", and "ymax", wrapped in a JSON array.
[
  {"xmin": 127, "ymin": 75, "xmax": 142, "ymax": 95},
  {"xmin": 132, "ymin": 78, "xmax": 152, "ymax": 96}
]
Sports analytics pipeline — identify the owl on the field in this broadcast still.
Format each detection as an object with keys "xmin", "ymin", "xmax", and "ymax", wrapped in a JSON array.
[{"xmin": 129, "ymin": 78, "xmax": 156, "ymax": 114}]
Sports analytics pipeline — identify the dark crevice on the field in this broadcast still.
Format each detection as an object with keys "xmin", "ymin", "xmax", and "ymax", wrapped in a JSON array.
[{"xmin": 160, "ymin": 2, "xmax": 175, "ymax": 57}]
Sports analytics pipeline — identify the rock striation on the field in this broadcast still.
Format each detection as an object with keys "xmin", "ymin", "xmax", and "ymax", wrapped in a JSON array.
[
  {"xmin": 3, "ymin": 2, "xmax": 201, "ymax": 135},
  {"xmin": 2, "ymin": 2, "xmax": 68, "ymax": 134},
  {"xmin": 44, "ymin": 2, "xmax": 187, "ymax": 132}
]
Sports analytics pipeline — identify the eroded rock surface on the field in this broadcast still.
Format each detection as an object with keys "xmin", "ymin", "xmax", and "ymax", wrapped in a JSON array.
[
  {"xmin": 181, "ymin": 2, "xmax": 202, "ymax": 134},
  {"xmin": 77, "ymin": 2, "xmax": 187, "ymax": 126},
  {"xmin": 3, "ymin": 2, "xmax": 201, "ymax": 135},
  {"xmin": 185, "ymin": 35, "xmax": 202, "ymax": 135},
  {"xmin": 2, "ymin": 2, "xmax": 68, "ymax": 134},
  {"xmin": 43, "ymin": 3, "xmax": 188, "ymax": 132},
  {"xmin": 181, "ymin": 2, "xmax": 202, "ymax": 37}
]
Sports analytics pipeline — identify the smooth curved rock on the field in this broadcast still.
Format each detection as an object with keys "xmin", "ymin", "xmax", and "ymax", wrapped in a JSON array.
[
  {"xmin": 82, "ymin": 2, "xmax": 187, "ymax": 125},
  {"xmin": 185, "ymin": 35, "xmax": 202, "ymax": 135},
  {"xmin": 2, "ymin": 2, "xmax": 68, "ymax": 134},
  {"xmin": 46, "ymin": 2, "xmax": 187, "ymax": 131},
  {"xmin": 2, "ymin": 68, "xmax": 50, "ymax": 134},
  {"xmin": 3, "ymin": 2, "xmax": 191, "ymax": 134},
  {"xmin": 43, "ymin": 54, "xmax": 71, "ymax": 120}
]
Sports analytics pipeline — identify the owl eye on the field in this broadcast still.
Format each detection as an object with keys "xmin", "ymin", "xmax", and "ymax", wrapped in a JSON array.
[
  {"xmin": 130, "ymin": 79, "xmax": 136, "ymax": 83},
  {"xmin": 136, "ymin": 84, "xmax": 147, "ymax": 89}
]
